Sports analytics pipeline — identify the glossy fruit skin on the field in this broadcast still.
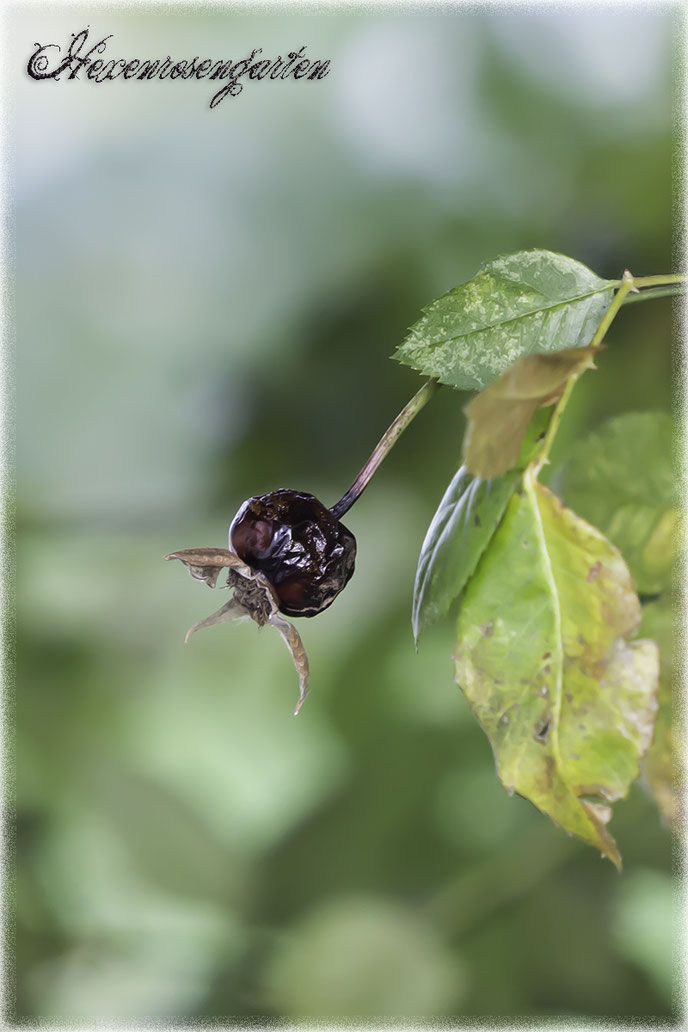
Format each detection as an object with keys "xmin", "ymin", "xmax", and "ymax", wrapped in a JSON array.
[{"xmin": 229, "ymin": 489, "xmax": 356, "ymax": 618}]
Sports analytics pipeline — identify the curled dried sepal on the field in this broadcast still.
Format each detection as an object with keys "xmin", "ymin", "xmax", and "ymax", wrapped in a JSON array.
[
  {"xmin": 268, "ymin": 611, "xmax": 310, "ymax": 716},
  {"xmin": 165, "ymin": 547, "xmax": 255, "ymax": 587},
  {"xmin": 165, "ymin": 547, "xmax": 310, "ymax": 715},
  {"xmin": 183, "ymin": 598, "xmax": 248, "ymax": 643}
]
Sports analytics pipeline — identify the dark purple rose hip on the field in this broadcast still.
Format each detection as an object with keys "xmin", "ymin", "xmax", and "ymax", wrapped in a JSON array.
[{"xmin": 229, "ymin": 489, "xmax": 356, "ymax": 618}]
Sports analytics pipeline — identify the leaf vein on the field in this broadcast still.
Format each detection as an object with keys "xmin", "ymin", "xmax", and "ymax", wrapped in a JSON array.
[
  {"xmin": 405, "ymin": 284, "xmax": 614, "ymax": 352},
  {"xmin": 525, "ymin": 476, "xmax": 565, "ymax": 783}
]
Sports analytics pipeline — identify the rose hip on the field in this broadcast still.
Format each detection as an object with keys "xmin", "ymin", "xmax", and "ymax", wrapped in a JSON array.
[{"xmin": 229, "ymin": 489, "xmax": 356, "ymax": 618}]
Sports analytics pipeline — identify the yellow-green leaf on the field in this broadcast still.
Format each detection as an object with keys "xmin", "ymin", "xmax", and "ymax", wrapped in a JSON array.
[
  {"xmin": 463, "ymin": 346, "xmax": 597, "ymax": 479},
  {"xmin": 454, "ymin": 478, "xmax": 659, "ymax": 867}
]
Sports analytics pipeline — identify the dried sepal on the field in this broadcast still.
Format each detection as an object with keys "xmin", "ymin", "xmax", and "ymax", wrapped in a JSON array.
[
  {"xmin": 183, "ymin": 598, "xmax": 248, "ymax": 643},
  {"xmin": 165, "ymin": 547, "xmax": 253, "ymax": 587},
  {"xmin": 165, "ymin": 546, "xmax": 311, "ymax": 715},
  {"xmin": 268, "ymin": 612, "xmax": 310, "ymax": 715}
]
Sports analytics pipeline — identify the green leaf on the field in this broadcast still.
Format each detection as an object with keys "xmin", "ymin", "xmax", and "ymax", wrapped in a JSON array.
[
  {"xmin": 556, "ymin": 412, "xmax": 677, "ymax": 594},
  {"xmin": 463, "ymin": 345, "xmax": 597, "ymax": 478},
  {"xmin": 413, "ymin": 408, "xmax": 550, "ymax": 642},
  {"xmin": 393, "ymin": 250, "xmax": 615, "ymax": 391},
  {"xmin": 413, "ymin": 467, "xmax": 518, "ymax": 644},
  {"xmin": 638, "ymin": 596, "xmax": 680, "ymax": 829},
  {"xmin": 454, "ymin": 478, "xmax": 658, "ymax": 867}
]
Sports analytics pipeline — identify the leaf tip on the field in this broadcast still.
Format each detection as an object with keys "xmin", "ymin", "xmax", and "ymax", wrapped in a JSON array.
[{"xmin": 603, "ymin": 846, "xmax": 623, "ymax": 873}]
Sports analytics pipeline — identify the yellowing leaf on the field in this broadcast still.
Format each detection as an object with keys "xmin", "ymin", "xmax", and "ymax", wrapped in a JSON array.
[
  {"xmin": 454, "ymin": 478, "xmax": 658, "ymax": 867},
  {"xmin": 463, "ymin": 346, "xmax": 597, "ymax": 478}
]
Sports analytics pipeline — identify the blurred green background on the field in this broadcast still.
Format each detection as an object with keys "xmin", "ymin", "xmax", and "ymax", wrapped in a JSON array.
[{"xmin": 9, "ymin": 3, "xmax": 679, "ymax": 1023}]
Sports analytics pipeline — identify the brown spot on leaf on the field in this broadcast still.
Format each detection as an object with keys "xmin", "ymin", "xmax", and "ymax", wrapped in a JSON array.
[
  {"xmin": 543, "ymin": 664, "xmax": 551, "ymax": 674},
  {"xmin": 480, "ymin": 621, "xmax": 494, "ymax": 637},
  {"xmin": 542, "ymin": 652, "xmax": 551, "ymax": 659},
  {"xmin": 587, "ymin": 561, "xmax": 602, "ymax": 583},
  {"xmin": 543, "ymin": 754, "xmax": 555, "ymax": 787},
  {"xmin": 474, "ymin": 513, "xmax": 481, "ymax": 527},
  {"xmin": 534, "ymin": 717, "xmax": 551, "ymax": 743}
]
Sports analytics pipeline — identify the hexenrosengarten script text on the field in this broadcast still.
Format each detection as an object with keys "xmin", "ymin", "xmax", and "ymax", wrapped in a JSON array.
[{"xmin": 27, "ymin": 29, "xmax": 331, "ymax": 108}]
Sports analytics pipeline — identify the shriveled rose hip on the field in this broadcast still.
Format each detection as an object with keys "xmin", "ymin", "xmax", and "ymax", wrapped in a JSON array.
[{"xmin": 229, "ymin": 488, "xmax": 356, "ymax": 618}]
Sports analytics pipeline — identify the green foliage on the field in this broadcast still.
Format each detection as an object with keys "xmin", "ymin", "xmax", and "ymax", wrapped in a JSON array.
[
  {"xmin": 454, "ymin": 477, "xmax": 658, "ymax": 868},
  {"xmin": 613, "ymin": 869, "xmax": 676, "ymax": 1000},
  {"xmin": 265, "ymin": 897, "xmax": 462, "ymax": 1017},
  {"xmin": 557, "ymin": 412, "xmax": 677, "ymax": 595},
  {"xmin": 393, "ymin": 250, "xmax": 615, "ymax": 390},
  {"xmin": 408, "ymin": 254, "xmax": 679, "ymax": 865},
  {"xmin": 413, "ymin": 408, "xmax": 549, "ymax": 642},
  {"xmin": 412, "ymin": 468, "xmax": 519, "ymax": 645},
  {"xmin": 553, "ymin": 412, "xmax": 679, "ymax": 828},
  {"xmin": 463, "ymin": 345, "xmax": 597, "ymax": 478}
]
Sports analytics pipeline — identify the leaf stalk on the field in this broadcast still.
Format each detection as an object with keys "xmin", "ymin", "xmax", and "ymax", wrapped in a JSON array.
[
  {"xmin": 631, "ymin": 273, "xmax": 686, "ymax": 289},
  {"xmin": 622, "ymin": 284, "xmax": 685, "ymax": 306},
  {"xmin": 530, "ymin": 270, "xmax": 638, "ymax": 479}
]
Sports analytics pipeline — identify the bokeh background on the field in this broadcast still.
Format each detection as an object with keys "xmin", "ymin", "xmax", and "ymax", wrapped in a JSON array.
[{"xmin": 8, "ymin": 2, "xmax": 680, "ymax": 1023}]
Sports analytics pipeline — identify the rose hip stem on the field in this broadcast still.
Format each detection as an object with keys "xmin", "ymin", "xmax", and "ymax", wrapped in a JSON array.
[{"xmin": 330, "ymin": 379, "xmax": 441, "ymax": 519}]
